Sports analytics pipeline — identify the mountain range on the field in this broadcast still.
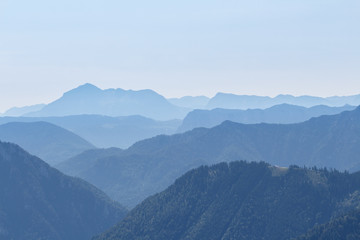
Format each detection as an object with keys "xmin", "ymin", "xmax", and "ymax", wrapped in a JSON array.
[
  {"xmin": 1, "ymin": 84, "xmax": 360, "ymax": 239},
  {"xmin": 0, "ymin": 115, "xmax": 181, "ymax": 148},
  {"xmin": 178, "ymin": 104, "xmax": 356, "ymax": 132},
  {"xmin": 94, "ymin": 161, "xmax": 360, "ymax": 240},
  {"xmin": 0, "ymin": 141, "xmax": 127, "ymax": 240},
  {"xmin": 58, "ymin": 106, "xmax": 360, "ymax": 208},
  {"xmin": 206, "ymin": 93, "xmax": 360, "ymax": 110},
  {"xmin": 0, "ymin": 122, "xmax": 94, "ymax": 165},
  {"xmin": 0, "ymin": 103, "xmax": 354, "ymax": 157},
  {"xmin": 2, "ymin": 84, "xmax": 360, "ymax": 120}
]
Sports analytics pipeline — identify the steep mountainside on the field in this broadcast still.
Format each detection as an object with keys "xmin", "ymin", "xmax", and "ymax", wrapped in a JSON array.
[
  {"xmin": 25, "ymin": 83, "xmax": 188, "ymax": 120},
  {"xmin": 0, "ymin": 141, "xmax": 127, "ymax": 240},
  {"xmin": 207, "ymin": 93, "xmax": 360, "ymax": 109},
  {"xmin": 178, "ymin": 104, "xmax": 355, "ymax": 132},
  {"xmin": 0, "ymin": 122, "xmax": 95, "ymax": 165},
  {"xmin": 0, "ymin": 115, "xmax": 180, "ymax": 148},
  {"xmin": 94, "ymin": 161, "xmax": 360, "ymax": 240},
  {"xmin": 296, "ymin": 210, "xmax": 360, "ymax": 240},
  {"xmin": 59, "ymin": 107, "xmax": 360, "ymax": 207}
]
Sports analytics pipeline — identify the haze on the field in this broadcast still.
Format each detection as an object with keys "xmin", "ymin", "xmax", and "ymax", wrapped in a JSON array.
[{"xmin": 1, "ymin": 0, "xmax": 360, "ymax": 112}]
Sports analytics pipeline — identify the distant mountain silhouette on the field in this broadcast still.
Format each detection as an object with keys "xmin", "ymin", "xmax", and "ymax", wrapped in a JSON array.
[
  {"xmin": 0, "ymin": 122, "xmax": 94, "ymax": 165},
  {"xmin": 94, "ymin": 161, "xmax": 360, "ymax": 240},
  {"xmin": 0, "ymin": 115, "xmax": 181, "ymax": 148},
  {"xmin": 206, "ymin": 93, "xmax": 360, "ymax": 109},
  {"xmin": 168, "ymin": 96, "xmax": 210, "ymax": 109},
  {"xmin": 8, "ymin": 85, "xmax": 359, "ymax": 121},
  {"xmin": 25, "ymin": 83, "xmax": 188, "ymax": 120},
  {"xmin": 0, "ymin": 104, "xmax": 45, "ymax": 117},
  {"xmin": 0, "ymin": 141, "xmax": 127, "ymax": 240},
  {"xmin": 178, "ymin": 104, "xmax": 356, "ymax": 132},
  {"xmin": 59, "ymin": 106, "xmax": 360, "ymax": 207}
]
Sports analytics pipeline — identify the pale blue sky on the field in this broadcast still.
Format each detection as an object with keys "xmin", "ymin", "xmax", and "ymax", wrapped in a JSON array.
[{"xmin": 1, "ymin": 0, "xmax": 360, "ymax": 111}]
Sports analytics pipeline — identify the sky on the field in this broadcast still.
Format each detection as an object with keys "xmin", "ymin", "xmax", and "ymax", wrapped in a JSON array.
[{"xmin": 1, "ymin": 0, "xmax": 360, "ymax": 112}]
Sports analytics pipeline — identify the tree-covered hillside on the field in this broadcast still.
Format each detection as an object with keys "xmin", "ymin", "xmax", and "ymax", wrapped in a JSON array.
[
  {"xmin": 296, "ymin": 210, "xmax": 360, "ymax": 240},
  {"xmin": 94, "ymin": 161, "xmax": 360, "ymax": 240}
]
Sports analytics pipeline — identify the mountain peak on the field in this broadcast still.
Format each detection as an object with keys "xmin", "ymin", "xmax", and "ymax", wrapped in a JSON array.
[
  {"xmin": 28, "ymin": 83, "xmax": 188, "ymax": 120},
  {"xmin": 65, "ymin": 83, "xmax": 101, "ymax": 95},
  {"xmin": 79, "ymin": 83, "xmax": 99, "ymax": 89}
]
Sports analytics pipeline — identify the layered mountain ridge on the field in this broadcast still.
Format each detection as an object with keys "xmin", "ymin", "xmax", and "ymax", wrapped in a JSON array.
[
  {"xmin": 178, "ymin": 104, "xmax": 356, "ymax": 132},
  {"xmin": 0, "ymin": 121, "xmax": 95, "ymax": 165},
  {"xmin": 0, "ymin": 115, "xmax": 180, "ymax": 148},
  {"xmin": 58, "ymin": 106, "xmax": 360, "ymax": 208}
]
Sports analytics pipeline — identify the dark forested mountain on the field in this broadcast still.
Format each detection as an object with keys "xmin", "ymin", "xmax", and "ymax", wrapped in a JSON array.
[
  {"xmin": 0, "ymin": 115, "xmax": 181, "ymax": 148},
  {"xmin": 178, "ymin": 104, "xmax": 355, "ymax": 132},
  {"xmin": 206, "ymin": 93, "xmax": 360, "ymax": 110},
  {"xmin": 296, "ymin": 209, "xmax": 360, "ymax": 240},
  {"xmin": 94, "ymin": 161, "xmax": 360, "ymax": 240},
  {"xmin": 0, "ymin": 122, "xmax": 94, "ymax": 165},
  {"xmin": 59, "ymin": 106, "xmax": 360, "ymax": 208},
  {"xmin": 168, "ymin": 96, "xmax": 210, "ymax": 109},
  {"xmin": 0, "ymin": 141, "xmax": 127, "ymax": 240},
  {"xmin": 25, "ymin": 83, "xmax": 188, "ymax": 120}
]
